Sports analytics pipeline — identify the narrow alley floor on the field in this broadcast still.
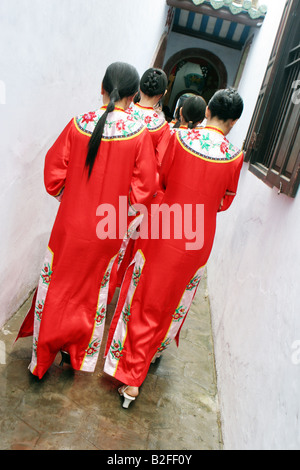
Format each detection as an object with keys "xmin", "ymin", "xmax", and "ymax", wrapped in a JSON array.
[{"xmin": 0, "ymin": 271, "xmax": 222, "ymax": 451}]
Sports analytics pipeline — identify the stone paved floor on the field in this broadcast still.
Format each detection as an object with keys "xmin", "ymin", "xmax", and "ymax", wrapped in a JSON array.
[{"xmin": 0, "ymin": 272, "xmax": 222, "ymax": 450}]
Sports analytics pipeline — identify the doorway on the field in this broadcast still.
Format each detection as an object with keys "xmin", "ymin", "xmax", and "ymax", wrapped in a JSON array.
[{"xmin": 163, "ymin": 48, "xmax": 228, "ymax": 117}]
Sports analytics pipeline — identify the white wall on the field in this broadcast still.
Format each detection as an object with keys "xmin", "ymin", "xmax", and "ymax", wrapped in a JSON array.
[
  {"xmin": 207, "ymin": 0, "xmax": 300, "ymax": 449},
  {"xmin": 0, "ymin": 0, "xmax": 168, "ymax": 328}
]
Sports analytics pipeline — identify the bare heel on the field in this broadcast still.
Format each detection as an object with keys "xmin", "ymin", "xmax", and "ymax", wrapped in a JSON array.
[{"xmin": 118, "ymin": 386, "xmax": 137, "ymax": 409}]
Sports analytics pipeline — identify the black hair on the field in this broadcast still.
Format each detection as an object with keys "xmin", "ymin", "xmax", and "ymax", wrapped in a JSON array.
[
  {"xmin": 133, "ymin": 91, "xmax": 141, "ymax": 104},
  {"xmin": 208, "ymin": 88, "xmax": 244, "ymax": 122},
  {"xmin": 173, "ymin": 93, "xmax": 198, "ymax": 128},
  {"xmin": 85, "ymin": 62, "xmax": 140, "ymax": 177},
  {"xmin": 181, "ymin": 96, "xmax": 207, "ymax": 129},
  {"xmin": 174, "ymin": 94, "xmax": 190, "ymax": 124},
  {"xmin": 162, "ymin": 105, "xmax": 172, "ymax": 123},
  {"xmin": 140, "ymin": 68, "xmax": 168, "ymax": 98}
]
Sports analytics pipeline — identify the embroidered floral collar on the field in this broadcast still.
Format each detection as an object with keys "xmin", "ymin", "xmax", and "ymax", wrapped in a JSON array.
[
  {"xmin": 126, "ymin": 103, "xmax": 167, "ymax": 132},
  {"xmin": 74, "ymin": 107, "xmax": 144, "ymax": 139},
  {"xmin": 177, "ymin": 127, "xmax": 243, "ymax": 163}
]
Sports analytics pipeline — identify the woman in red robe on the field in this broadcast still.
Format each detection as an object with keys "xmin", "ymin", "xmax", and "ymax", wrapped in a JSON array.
[
  {"xmin": 108, "ymin": 68, "xmax": 172, "ymax": 300},
  {"xmin": 126, "ymin": 68, "xmax": 171, "ymax": 169},
  {"xmin": 103, "ymin": 89, "xmax": 245, "ymax": 408},
  {"xmin": 17, "ymin": 62, "xmax": 157, "ymax": 379}
]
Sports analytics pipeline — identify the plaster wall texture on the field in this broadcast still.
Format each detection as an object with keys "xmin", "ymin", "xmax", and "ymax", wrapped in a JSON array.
[
  {"xmin": 207, "ymin": 0, "xmax": 300, "ymax": 449},
  {"xmin": 0, "ymin": 0, "xmax": 168, "ymax": 328}
]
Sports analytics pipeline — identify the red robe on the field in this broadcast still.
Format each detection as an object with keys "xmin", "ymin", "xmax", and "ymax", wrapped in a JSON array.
[
  {"xmin": 104, "ymin": 126, "xmax": 244, "ymax": 387},
  {"xmin": 17, "ymin": 106, "xmax": 157, "ymax": 379},
  {"xmin": 126, "ymin": 103, "xmax": 171, "ymax": 169},
  {"xmin": 107, "ymin": 103, "xmax": 173, "ymax": 299}
]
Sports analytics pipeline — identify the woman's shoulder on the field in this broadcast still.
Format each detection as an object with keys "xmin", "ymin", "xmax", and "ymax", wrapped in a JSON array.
[
  {"xmin": 127, "ymin": 103, "xmax": 166, "ymax": 131},
  {"xmin": 74, "ymin": 108, "xmax": 105, "ymax": 136},
  {"xmin": 74, "ymin": 107, "xmax": 145, "ymax": 141},
  {"xmin": 176, "ymin": 126, "xmax": 243, "ymax": 163}
]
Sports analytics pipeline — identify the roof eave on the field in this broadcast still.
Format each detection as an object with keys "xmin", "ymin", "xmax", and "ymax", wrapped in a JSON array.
[{"xmin": 166, "ymin": 0, "xmax": 267, "ymax": 27}]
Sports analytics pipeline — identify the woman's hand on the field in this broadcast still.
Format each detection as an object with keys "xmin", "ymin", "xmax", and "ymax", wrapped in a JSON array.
[{"xmin": 218, "ymin": 191, "xmax": 236, "ymax": 211}]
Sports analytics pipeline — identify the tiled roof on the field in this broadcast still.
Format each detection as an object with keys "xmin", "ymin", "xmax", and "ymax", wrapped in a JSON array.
[
  {"xmin": 191, "ymin": 0, "xmax": 267, "ymax": 19},
  {"xmin": 168, "ymin": 0, "xmax": 268, "ymax": 49}
]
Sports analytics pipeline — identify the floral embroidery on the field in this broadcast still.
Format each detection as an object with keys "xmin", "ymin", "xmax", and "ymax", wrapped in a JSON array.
[
  {"xmin": 220, "ymin": 141, "xmax": 229, "ymax": 155},
  {"xmin": 95, "ymin": 305, "xmax": 106, "ymax": 326},
  {"xmin": 75, "ymin": 108, "xmax": 144, "ymax": 139},
  {"xmin": 122, "ymin": 304, "xmax": 131, "ymax": 324},
  {"xmin": 106, "ymin": 118, "xmax": 140, "ymax": 137},
  {"xmin": 126, "ymin": 104, "xmax": 166, "ymax": 131},
  {"xmin": 186, "ymin": 274, "xmax": 202, "ymax": 290},
  {"xmin": 33, "ymin": 337, "xmax": 38, "ymax": 357},
  {"xmin": 110, "ymin": 339, "xmax": 124, "ymax": 360},
  {"xmin": 132, "ymin": 266, "xmax": 142, "ymax": 287},
  {"xmin": 103, "ymin": 250, "xmax": 146, "ymax": 377},
  {"xmin": 185, "ymin": 129, "xmax": 200, "ymax": 144},
  {"xmin": 82, "ymin": 112, "xmax": 97, "ymax": 124},
  {"xmin": 116, "ymin": 119, "xmax": 126, "ymax": 131},
  {"xmin": 41, "ymin": 263, "xmax": 52, "ymax": 285},
  {"xmin": 101, "ymin": 270, "xmax": 110, "ymax": 288},
  {"xmin": 35, "ymin": 300, "xmax": 44, "ymax": 322},
  {"xmin": 157, "ymin": 338, "xmax": 172, "ymax": 353},
  {"xmin": 118, "ymin": 250, "xmax": 125, "ymax": 266},
  {"xmin": 85, "ymin": 338, "xmax": 101, "ymax": 357},
  {"xmin": 178, "ymin": 128, "xmax": 242, "ymax": 162},
  {"xmin": 172, "ymin": 306, "xmax": 187, "ymax": 322},
  {"xmin": 126, "ymin": 224, "xmax": 137, "ymax": 238},
  {"xmin": 198, "ymin": 133, "xmax": 211, "ymax": 151}
]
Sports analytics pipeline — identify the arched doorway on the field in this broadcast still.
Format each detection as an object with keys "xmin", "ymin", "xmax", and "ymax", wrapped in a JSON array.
[{"xmin": 163, "ymin": 48, "xmax": 228, "ymax": 116}]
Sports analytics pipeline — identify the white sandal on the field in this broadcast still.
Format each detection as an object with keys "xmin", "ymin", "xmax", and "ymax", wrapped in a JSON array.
[{"xmin": 118, "ymin": 385, "xmax": 137, "ymax": 409}]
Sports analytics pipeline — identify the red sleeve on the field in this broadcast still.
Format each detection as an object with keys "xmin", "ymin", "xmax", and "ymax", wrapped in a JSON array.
[
  {"xmin": 218, "ymin": 154, "xmax": 244, "ymax": 212},
  {"xmin": 159, "ymin": 131, "xmax": 177, "ymax": 191},
  {"xmin": 44, "ymin": 119, "xmax": 74, "ymax": 198},
  {"xmin": 129, "ymin": 129, "xmax": 158, "ymax": 208},
  {"xmin": 155, "ymin": 122, "xmax": 172, "ymax": 167}
]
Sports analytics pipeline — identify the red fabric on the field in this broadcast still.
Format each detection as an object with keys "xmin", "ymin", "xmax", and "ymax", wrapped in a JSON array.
[
  {"xmin": 149, "ymin": 120, "xmax": 171, "ymax": 167},
  {"xmin": 105, "ymin": 127, "xmax": 244, "ymax": 387},
  {"xmin": 15, "ymin": 290, "xmax": 37, "ymax": 341},
  {"xmin": 18, "ymin": 108, "xmax": 157, "ymax": 379},
  {"xmin": 106, "ymin": 106, "xmax": 173, "ymax": 302},
  {"xmin": 128, "ymin": 103, "xmax": 172, "ymax": 168}
]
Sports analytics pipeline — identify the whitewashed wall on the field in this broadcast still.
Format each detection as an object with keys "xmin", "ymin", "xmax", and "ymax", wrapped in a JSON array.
[
  {"xmin": 207, "ymin": 0, "xmax": 300, "ymax": 449},
  {"xmin": 0, "ymin": 0, "xmax": 168, "ymax": 328}
]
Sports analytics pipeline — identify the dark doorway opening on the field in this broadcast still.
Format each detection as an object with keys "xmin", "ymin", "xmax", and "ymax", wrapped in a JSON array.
[{"xmin": 163, "ymin": 48, "xmax": 228, "ymax": 117}]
